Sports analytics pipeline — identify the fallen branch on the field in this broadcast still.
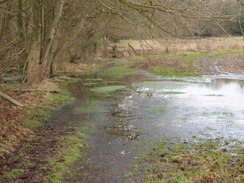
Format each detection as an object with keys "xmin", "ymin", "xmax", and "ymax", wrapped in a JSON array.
[
  {"xmin": 13, "ymin": 89, "xmax": 58, "ymax": 93},
  {"xmin": 0, "ymin": 91, "xmax": 24, "ymax": 107}
]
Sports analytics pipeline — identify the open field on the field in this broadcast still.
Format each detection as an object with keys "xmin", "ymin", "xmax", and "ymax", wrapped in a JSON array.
[{"xmin": 115, "ymin": 37, "xmax": 244, "ymax": 53}]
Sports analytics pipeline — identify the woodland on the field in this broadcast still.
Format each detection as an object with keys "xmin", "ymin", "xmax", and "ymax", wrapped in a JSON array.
[{"xmin": 0, "ymin": 1, "xmax": 244, "ymax": 183}]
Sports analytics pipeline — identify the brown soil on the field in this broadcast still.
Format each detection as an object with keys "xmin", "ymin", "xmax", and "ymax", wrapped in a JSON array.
[
  {"xmin": 0, "ymin": 87, "xmax": 45, "ymax": 157},
  {"xmin": 194, "ymin": 53, "xmax": 244, "ymax": 75},
  {"xmin": 0, "ymin": 81, "xmax": 72, "ymax": 182}
]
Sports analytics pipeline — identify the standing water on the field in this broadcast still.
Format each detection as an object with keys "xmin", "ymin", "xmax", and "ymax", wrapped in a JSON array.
[{"xmin": 57, "ymin": 71, "xmax": 244, "ymax": 183}]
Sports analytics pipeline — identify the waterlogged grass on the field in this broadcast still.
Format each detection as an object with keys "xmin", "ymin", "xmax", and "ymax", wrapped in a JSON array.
[
  {"xmin": 85, "ymin": 78, "xmax": 104, "ymax": 82},
  {"xmin": 46, "ymin": 90, "xmax": 74, "ymax": 103},
  {"xmin": 2, "ymin": 169, "xmax": 24, "ymax": 178},
  {"xmin": 103, "ymin": 65, "xmax": 138, "ymax": 75},
  {"xmin": 91, "ymin": 85, "xmax": 127, "ymax": 95},
  {"xmin": 149, "ymin": 66, "xmax": 201, "ymax": 77},
  {"xmin": 138, "ymin": 81, "xmax": 188, "ymax": 90},
  {"xmin": 145, "ymin": 107, "xmax": 167, "ymax": 113},
  {"xmin": 83, "ymin": 100, "xmax": 101, "ymax": 105},
  {"xmin": 83, "ymin": 82, "xmax": 100, "ymax": 86},
  {"xmin": 44, "ymin": 129, "xmax": 86, "ymax": 183},
  {"xmin": 23, "ymin": 119, "xmax": 42, "ymax": 128},
  {"xmin": 73, "ymin": 106, "xmax": 102, "ymax": 113},
  {"xmin": 135, "ymin": 138, "xmax": 244, "ymax": 183},
  {"xmin": 161, "ymin": 91, "xmax": 185, "ymax": 95},
  {"xmin": 206, "ymin": 94, "xmax": 224, "ymax": 97}
]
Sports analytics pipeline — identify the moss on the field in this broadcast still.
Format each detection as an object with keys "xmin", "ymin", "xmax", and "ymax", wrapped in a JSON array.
[
  {"xmin": 23, "ymin": 119, "xmax": 42, "ymax": 127},
  {"xmin": 103, "ymin": 65, "xmax": 138, "ymax": 75},
  {"xmin": 2, "ymin": 169, "xmax": 24, "ymax": 178},
  {"xmin": 91, "ymin": 85, "xmax": 126, "ymax": 95}
]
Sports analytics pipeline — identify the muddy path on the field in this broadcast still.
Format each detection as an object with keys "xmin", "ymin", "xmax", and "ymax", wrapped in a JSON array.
[
  {"xmin": 60, "ymin": 65, "xmax": 244, "ymax": 182},
  {"xmin": 2, "ymin": 53, "xmax": 244, "ymax": 183}
]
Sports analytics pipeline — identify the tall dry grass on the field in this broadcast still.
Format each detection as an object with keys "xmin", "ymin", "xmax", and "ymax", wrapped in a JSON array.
[{"xmin": 117, "ymin": 37, "xmax": 244, "ymax": 53}]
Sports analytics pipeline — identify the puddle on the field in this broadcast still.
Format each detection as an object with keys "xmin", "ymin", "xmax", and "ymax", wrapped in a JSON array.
[{"xmin": 60, "ymin": 71, "xmax": 244, "ymax": 182}]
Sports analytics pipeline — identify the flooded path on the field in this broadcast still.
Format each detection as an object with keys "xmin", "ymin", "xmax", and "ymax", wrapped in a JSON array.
[{"xmin": 59, "ymin": 71, "xmax": 244, "ymax": 183}]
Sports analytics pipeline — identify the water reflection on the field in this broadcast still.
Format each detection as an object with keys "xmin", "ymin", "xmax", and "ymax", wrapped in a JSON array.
[
  {"xmin": 201, "ymin": 78, "xmax": 244, "ymax": 90},
  {"xmin": 68, "ymin": 73, "xmax": 244, "ymax": 183}
]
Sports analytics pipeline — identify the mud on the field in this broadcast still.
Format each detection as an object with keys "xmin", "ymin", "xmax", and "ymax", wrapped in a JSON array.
[{"xmin": 195, "ymin": 53, "xmax": 244, "ymax": 75}]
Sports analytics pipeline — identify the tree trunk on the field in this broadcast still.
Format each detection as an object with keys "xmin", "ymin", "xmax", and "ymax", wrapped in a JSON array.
[
  {"xmin": 27, "ymin": 0, "xmax": 64, "ymax": 84},
  {"xmin": 40, "ymin": 0, "xmax": 64, "ymax": 66},
  {"xmin": 26, "ymin": 41, "xmax": 41, "ymax": 83}
]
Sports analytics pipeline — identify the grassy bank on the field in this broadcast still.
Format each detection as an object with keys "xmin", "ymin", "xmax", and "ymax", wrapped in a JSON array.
[
  {"xmin": 110, "ymin": 49, "xmax": 243, "ymax": 77},
  {"xmin": 132, "ymin": 137, "xmax": 244, "ymax": 183},
  {"xmin": 44, "ymin": 125, "xmax": 88, "ymax": 183},
  {"xmin": 0, "ymin": 79, "xmax": 89, "ymax": 183}
]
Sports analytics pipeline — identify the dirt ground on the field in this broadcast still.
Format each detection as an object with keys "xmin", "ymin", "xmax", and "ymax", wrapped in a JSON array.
[{"xmin": 194, "ymin": 53, "xmax": 244, "ymax": 75}]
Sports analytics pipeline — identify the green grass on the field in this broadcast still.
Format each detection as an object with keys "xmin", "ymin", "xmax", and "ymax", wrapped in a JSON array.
[
  {"xmin": 134, "ymin": 138, "xmax": 244, "ymax": 183},
  {"xmin": 117, "ymin": 49, "xmax": 243, "ymax": 63},
  {"xmin": 23, "ymin": 119, "xmax": 42, "ymax": 127},
  {"xmin": 83, "ymin": 82, "xmax": 100, "ymax": 86},
  {"xmin": 46, "ymin": 90, "xmax": 74, "ymax": 103},
  {"xmin": 114, "ymin": 49, "xmax": 243, "ymax": 78},
  {"xmin": 44, "ymin": 129, "xmax": 86, "ymax": 183},
  {"xmin": 91, "ymin": 85, "xmax": 127, "ymax": 95},
  {"xmin": 2, "ymin": 169, "xmax": 24, "ymax": 178},
  {"xmin": 84, "ymin": 78, "xmax": 104, "ymax": 82},
  {"xmin": 166, "ymin": 49, "xmax": 244, "ymax": 61},
  {"xmin": 149, "ymin": 66, "xmax": 201, "ymax": 77},
  {"xmin": 27, "ymin": 109, "xmax": 50, "ymax": 120},
  {"xmin": 103, "ymin": 65, "xmax": 138, "ymax": 75}
]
